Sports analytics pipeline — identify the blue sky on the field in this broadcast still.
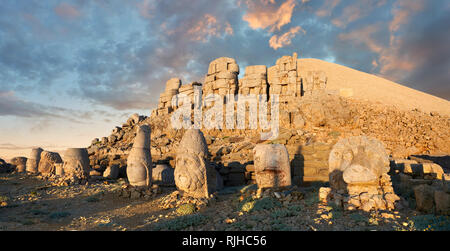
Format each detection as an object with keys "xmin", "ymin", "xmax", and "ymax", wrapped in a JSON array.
[{"xmin": 0, "ymin": 0, "xmax": 449, "ymax": 159}]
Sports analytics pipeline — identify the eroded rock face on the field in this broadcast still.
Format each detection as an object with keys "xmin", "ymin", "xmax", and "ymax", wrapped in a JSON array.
[
  {"xmin": 327, "ymin": 136, "xmax": 399, "ymax": 211},
  {"xmin": 10, "ymin": 157, "xmax": 27, "ymax": 173},
  {"xmin": 152, "ymin": 164, "xmax": 175, "ymax": 186},
  {"xmin": 253, "ymin": 144, "xmax": 291, "ymax": 189},
  {"xmin": 38, "ymin": 151, "xmax": 62, "ymax": 175},
  {"xmin": 26, "ymin": 147, "xmax": 43, "ymax": 173},
  {"xmin": 126, "ymin": 125, "xmax": 152, "ymax": 187},
  {"xmin": 175, "ymin": 129, "xmax": 216, "ymax": 198},
  {"xmin": 63, "ymin": 148, "xmax": 90, "ymax": 180}
]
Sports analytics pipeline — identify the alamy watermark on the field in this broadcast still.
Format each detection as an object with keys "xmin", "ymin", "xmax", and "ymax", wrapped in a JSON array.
[{"xmin": 170, "ymin": 86, "xmax": 279, "ymax": 140}]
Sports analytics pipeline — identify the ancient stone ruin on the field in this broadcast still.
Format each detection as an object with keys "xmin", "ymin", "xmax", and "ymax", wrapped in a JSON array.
[
  {"xmin": 253, "ymin": 144, "xmax": 291, "ymax": 189},
  {"xmin": 175, "ymin": 129, "xmax": 217, "ymax": 198},
  {"xmin": 26, "ymin": 147, "xmax": 43, "ymax": 174},
  {"xmin": 325, "ymin": 136, "xmax": 400, "ymax": 211},
  {"xmin": 62, "ymin": 148, "xmax": 90, "ymax": 180},
  {"xmin": 127, "ymin": 125, "xmax": 152, "ymax": 187}
]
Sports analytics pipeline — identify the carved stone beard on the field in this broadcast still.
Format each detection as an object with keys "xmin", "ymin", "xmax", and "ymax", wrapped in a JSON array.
[{"xmin": 174, "ymin": 153, "xmax": 208, "ymax": 198}]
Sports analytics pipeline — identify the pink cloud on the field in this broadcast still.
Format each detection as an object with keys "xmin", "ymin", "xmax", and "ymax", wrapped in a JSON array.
[
  {"xmin": 243, "ymin": 0, "xmax": 297, "ymax": 32},
  {"xmin": 269, "ymin": 26, "xmax": 305, "ymax": 50}
]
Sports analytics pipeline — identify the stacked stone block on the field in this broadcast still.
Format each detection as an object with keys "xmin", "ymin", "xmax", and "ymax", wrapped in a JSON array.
[
  {"xmin": 157, "ymin": 78, "xmax": 181, "ymax": 115},
  {"xmin": 267, "ymin": 52, "xmax": 301, "ymax": 103},
  {"xmin": 203, "ymin": 57, "xmax": 239, "ymax": 98},
  {"xmin": 238, "ymin": 65, "xmax": 268, "ymax": 96}
]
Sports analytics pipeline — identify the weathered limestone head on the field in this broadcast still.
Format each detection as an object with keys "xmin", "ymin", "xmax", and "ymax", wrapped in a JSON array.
[
  {"xmin": 176, "ymin": 129, "xmax": 209, "ymax": 159},
  {"xmin": 328, "ymin": 136, "xmax": 390, "ymax": 190},
  {"xmin": 63, "ymin": 148, "xmax": 90, "ymax": 180},
  {"xmin": 38, "ymin": 151, "xmax": 63, "ymax": 175},
  {"xmin": 253, "ymin": 144, "xmax": 291, "ymax": 189},
  {"xmin": 11, "ymin": 157, "xmax": 27, "ymax": 173},
  {"xmin": 132, "ymin": 125, "xmax": 151, "ymax": 149},
  {"xmin": 26, "ymin": 147, "xmax": 43, "ymax": 173},
  {"xmin": 175, "ymin": 129, "xmax": 216, "ymax": 198}
]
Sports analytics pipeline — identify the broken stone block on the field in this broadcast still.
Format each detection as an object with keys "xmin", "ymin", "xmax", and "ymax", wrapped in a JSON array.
[{"xmin": 253, "ymin": 144, "xmax": 291, "ymax": 189}]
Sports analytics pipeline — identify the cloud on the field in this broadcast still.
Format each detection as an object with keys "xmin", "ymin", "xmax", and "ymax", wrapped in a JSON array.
[
  {"xmin": 315, "ymin": 0, "xmax": 340, "ymax": 17},
  {"xmin": 54, "ymin": 2, "xmax": 81, "ymax": 19},
  {"xmin": 389, "ymin": 0, "xmax": 425, "ymax": 33},
  {"xmin": 243, "ymin": 0, "xmax": 297, "ymax": 32},
  {"xmin": 269, "ymin": 26, "xmax": 306, "ymax": 50},
  {"xmin": 187, "ymin": 14, "xmax": 233, "ymax": 42}
]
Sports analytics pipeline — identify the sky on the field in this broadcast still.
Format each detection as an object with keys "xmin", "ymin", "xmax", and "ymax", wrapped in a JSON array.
[{"xmin": 0, "ymin": 0, "xmax": 449, "ymax": 160}]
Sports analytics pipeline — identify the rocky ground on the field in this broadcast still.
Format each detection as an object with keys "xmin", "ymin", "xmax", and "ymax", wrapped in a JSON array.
[{"xmin": 1, "ymin": 172, "xmax": 449, "ymax": 231}]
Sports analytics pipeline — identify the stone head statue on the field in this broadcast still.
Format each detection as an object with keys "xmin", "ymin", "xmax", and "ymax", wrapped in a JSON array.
[
  {"xmin": 26, "ymin": 147, "xmax": 43, "ymax": 173},
  {"xmin": 63, "ymin": 148, "xmax": 90, "ymax": 180},
  {"xmin": 328, "ymin": 136, "xmax": 390, "ymax": 190},
  {"xmin": 126, "ymin": 124, "xmax": 152, "ymax": 187},
  {"xmin": 253, "ymin": 144, "xmax": 291, "ymax": 189},
  {"xmin": 175, "ymin": 129, "xmax": 216, "ymax": 198}
]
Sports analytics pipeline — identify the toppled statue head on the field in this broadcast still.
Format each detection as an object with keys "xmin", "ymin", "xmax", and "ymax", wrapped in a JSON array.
[{"xmin": 329, "ymin": 136, "xmax": 390, "ymax": 190}]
